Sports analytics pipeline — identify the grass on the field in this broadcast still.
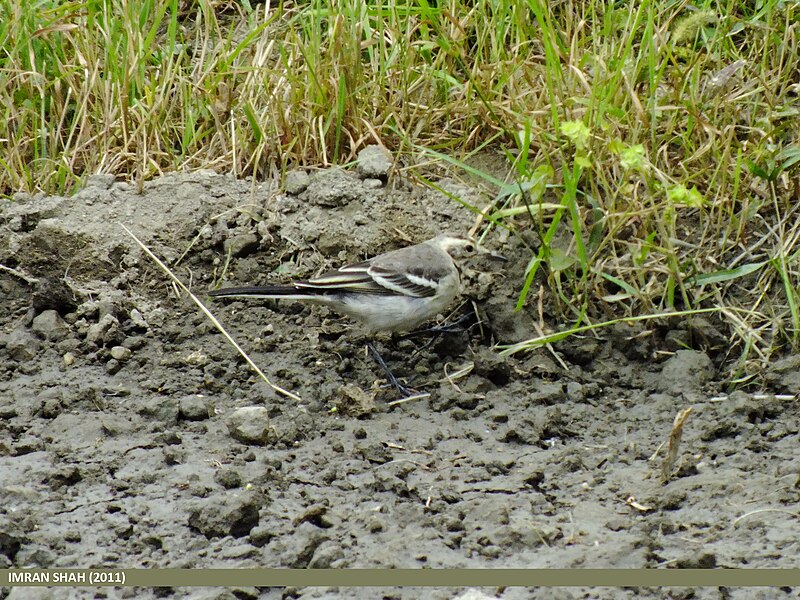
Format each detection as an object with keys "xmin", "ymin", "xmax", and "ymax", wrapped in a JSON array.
[{"xmin": 1, "ymin": 0, "xmax": 799, "ymax": 382}]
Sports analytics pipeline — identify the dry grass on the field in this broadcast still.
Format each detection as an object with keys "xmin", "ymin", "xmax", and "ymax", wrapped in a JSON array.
[{"xmin": 1, "ymin": 0, "xmax": 799, "ymax": 381}]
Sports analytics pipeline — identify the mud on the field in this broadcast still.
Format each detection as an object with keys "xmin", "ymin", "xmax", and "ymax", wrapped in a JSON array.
[{"xmin": 1, "ymin": 161, "xmax": 798, "ymax": 600}]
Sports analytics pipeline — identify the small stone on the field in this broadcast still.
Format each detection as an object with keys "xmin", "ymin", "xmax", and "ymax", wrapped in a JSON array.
[
  {"xmin": 129, "ymin": 309, "xmax": 148, "ymax": 330},
  {"xmin": 179, "ymin": 395, "xmax": 210, "ymax": 421},
  {"xmin": 64, "ymin": 530, "xmax": 82, "ymax": 543},
  {"xmin": 226, "ymin": 406, "xmax": 271, "ymax": 445},
  {"xmin": 183, "ymin": 350, "xmax": 209, "ymax": 367},
  {"xmin": 284, "ymin": 170, "xmax": 310, "ymax": 195},
  {"xmin": 163, "ymin": 447, "xmax": 185, "ymax": 465},
  {"xmin": 85, "ymin": 313, "xmax": 120, "ymax": 346},
  {"xmin": 223, "ymin": 233, "xmax": 259, "ymax": 258},
  {"xmin": 31, "ymin": 310, "xmax": 70, "ymax": 342},
  {"xmin": 362, "ymin": 178, "xmax": 384, "ymax": 189},
  {"xmin": 109, "ymin": 346, "xmax": 131, "ymax": 361},
  {"xmin": 356, "ymin": 144, "xmax": 393, "ymax": 180},
  {"xmin": 105, "ymin": 358, "xmax": 122, "ymax": 375},
  {"xmin": 368, "ymin": 517, "xmax": 385, "ymax": 533},
  {"xmin": 292, "ymin": 504, "xmax": 332, "ymax": 528}
]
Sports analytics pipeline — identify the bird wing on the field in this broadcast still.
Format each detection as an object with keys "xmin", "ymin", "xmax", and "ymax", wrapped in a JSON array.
[{"xmin": 297, "ymin": 261, "xmax": 438, "ymax": 298}]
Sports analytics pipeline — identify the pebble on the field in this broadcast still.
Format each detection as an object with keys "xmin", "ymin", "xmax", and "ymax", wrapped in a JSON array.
[
  {"xmin": 129, "ymin": 309, "xmax": 148, "ymax": 330},
  {"xmin": 362, "ymin": 178, "xmax": 384, "ymax": 189},
  {"xmin": 110, "ymin": 346, "xmax": 131, "ymax": 361},
  {"xmin": 85, "ymin": 313, "xmax": 120, "ymax": 345}
]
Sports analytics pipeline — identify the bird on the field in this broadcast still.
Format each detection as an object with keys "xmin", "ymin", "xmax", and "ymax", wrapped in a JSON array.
[
  {"xmin": 208, "ymin": 234, "xmax": 480, "ymax": 395},
  {"xmin": 208, "ymin": 234, "xmax": 478, "ymax": 333}
]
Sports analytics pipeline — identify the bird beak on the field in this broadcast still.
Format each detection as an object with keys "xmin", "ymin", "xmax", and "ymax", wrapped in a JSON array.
[{"xmin": 475, "ymin": 245, "xmax": 507, "ymax": 261}]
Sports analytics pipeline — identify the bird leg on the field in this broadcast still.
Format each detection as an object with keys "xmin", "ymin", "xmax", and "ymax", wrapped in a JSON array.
[
  {"xmin": 403, "ymin": 312, "xmax": 475, "ymax": 337},
  {"xmin": 366, "ymin": 341, "xmax": 415, "ymax": 397}
]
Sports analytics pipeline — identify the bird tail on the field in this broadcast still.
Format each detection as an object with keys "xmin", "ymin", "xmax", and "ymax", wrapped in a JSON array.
[{"xmin": 208, "ymin": 284, "xmax": 327, "ymax": 300}]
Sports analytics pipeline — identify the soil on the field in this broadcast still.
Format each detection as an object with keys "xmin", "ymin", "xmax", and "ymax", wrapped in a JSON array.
[{"xmin": 1, "ymin": 159, "xmax": 798, "ymax": 600}]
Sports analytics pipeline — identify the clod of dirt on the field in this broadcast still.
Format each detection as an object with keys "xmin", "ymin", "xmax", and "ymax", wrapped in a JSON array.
[
  {"xmin": 213, "ymin": 468, "xmax": 243, "ymax": 490},
  {"xmin": 284, "ymin": 170, "xmax": 310, "ymax": 195},
  {"xmin": 223, "ymin": 233, "xmax": 259, "ymax": 258},
  {"xmin": 3, "ymin": 326, "xmax": 41, "ymax": 361},
  {"xmin": 30, "ymin": 310, "xmax": 70, "ymax": 342},
  {"xmin": 764, "ymin": 354, "xmax": 800, "ymax": 392},
  {"xmin": 179, "ymin": 395, "xmax": 210, "ymax": 421},
  {"xmin": 687, "ymin": 316, "xmax": 727, "ymax": 349},
  {"xmin": 657, "ymin": 349, "xmax": 714, "ymax": 394},
  {"xmin": 356, "ymin": 144, "xmax": 393, "ymax": 181},
  {"xmin": 304, "ymin": 169, "xmax": 364, "ymax": 207},
  {"xmin": 188, "ymin": 492, "xmax": 261, "ymax": 538},
  {"xmin": 226, "ymin": 406, "xmax": 271, "ymax": 445},
  {"xmin": 31, "ymin": 277, "xmax": 77, "ymax": 315},
  {"xmin": 333, "ymin": 383, "xmax": 376, "ymax": 417},
  {"xmin": 0, "ymin": 526, "xmax": 24, "ymax": 564}
]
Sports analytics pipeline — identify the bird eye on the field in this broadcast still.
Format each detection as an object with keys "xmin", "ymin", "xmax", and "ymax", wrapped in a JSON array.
[{"xmin": 464, "ymin": 243, "xmax": 475, "ymax": 253}]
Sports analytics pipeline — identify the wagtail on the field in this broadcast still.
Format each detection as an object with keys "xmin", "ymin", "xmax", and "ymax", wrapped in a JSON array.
[
  {"xmin": 209, "ymin": 234, "xmax": 478, "ymax": 333},
  {"xmin": 209, "ymin": 234, "xmax": 481, "ymax": 394}
]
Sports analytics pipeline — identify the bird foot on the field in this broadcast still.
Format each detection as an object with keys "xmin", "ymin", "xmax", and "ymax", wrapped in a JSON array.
[{"xmin": 366, "ymin": 341, "xmax": 417, "ymax": 398}]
